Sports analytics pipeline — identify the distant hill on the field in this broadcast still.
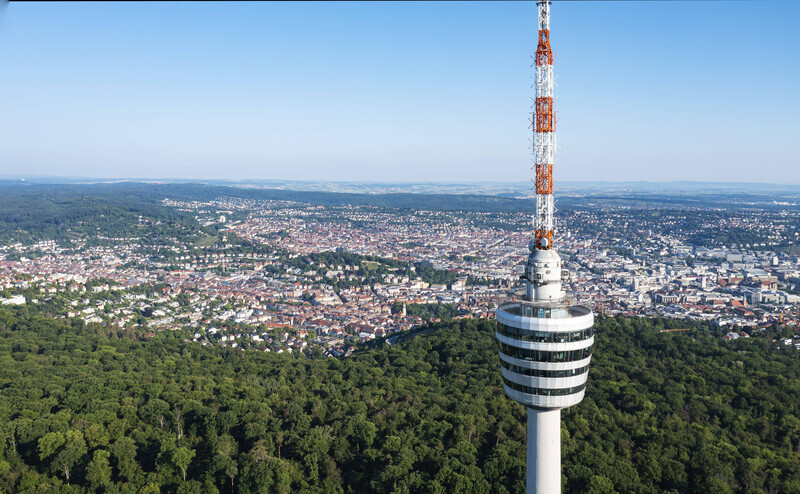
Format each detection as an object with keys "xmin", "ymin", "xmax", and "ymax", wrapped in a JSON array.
[
  {"xmin": 0, "ymin": 182, "xmax": 534, "ymax": 244},
  {"xmin": 1, "ymin": 181, "xmax": 798, "ymax": 244},
  {"xmin": 3, "ymin": 176, "xmax": 800, "ymax": 195}
]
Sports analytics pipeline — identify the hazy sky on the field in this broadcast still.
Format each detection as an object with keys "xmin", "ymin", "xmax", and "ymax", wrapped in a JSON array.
[{"xmin": 0, "ymin": 1, "xmax": 797, "ymax": 183}]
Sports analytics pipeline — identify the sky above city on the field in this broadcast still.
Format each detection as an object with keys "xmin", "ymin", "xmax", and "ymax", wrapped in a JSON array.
[{"xmin": 0, "ymin": 1, "xmax": 798, "ymax": 184}]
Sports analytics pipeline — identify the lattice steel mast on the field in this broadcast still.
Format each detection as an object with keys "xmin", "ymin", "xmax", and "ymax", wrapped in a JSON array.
[{"xmin": 534, "ymin": 0, "xmax": 555, "ymax": 250}]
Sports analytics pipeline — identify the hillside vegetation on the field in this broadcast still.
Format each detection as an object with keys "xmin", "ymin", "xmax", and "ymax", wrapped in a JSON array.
[
  {"xmin": 1, "ymin": 309, "xmax": 800, "ymax": 493},
  {"xmin": 0, "ymin": 183, "xmax": 530, "ymax": 245}
]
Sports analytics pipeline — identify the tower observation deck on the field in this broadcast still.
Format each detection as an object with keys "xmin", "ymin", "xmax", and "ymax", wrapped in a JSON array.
[
  {"xmin": 497, "ymin": 291, "xmax": 594, "ymax": 411},
  {"xmin": 495, "ymin": 2, "xmax": 594, "ymax": 493}
]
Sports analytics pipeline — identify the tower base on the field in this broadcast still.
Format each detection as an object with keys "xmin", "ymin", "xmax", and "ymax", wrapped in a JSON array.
[{"xmin": 527, "ymin": 408, "xmax": 561, "ymax": 494}]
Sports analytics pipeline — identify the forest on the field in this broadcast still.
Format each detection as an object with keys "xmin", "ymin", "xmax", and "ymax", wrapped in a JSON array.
[
  {"xmin": 2, "ymin": 307, "xmax": 800, "ymax": 493},
  {"xmin": 0, "ymin": 184, "xmax": 206, "ymax": 245},
  {"xmin": 390, "ymin": 303, "xmax": 466, "ymax": 321}
]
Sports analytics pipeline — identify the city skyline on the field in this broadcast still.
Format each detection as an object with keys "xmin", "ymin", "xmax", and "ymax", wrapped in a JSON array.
[{"xmin": 1, "ymin": 1, "xmax": 798, "ymax": 183}]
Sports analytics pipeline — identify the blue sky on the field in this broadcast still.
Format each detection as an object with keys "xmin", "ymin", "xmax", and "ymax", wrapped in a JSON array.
[{"xmin": 0, "ymin": 1, "xmax": 797, "ymax": 183}]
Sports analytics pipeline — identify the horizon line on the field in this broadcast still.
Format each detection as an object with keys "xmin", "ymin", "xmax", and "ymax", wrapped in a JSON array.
[{"xmin": 2, "ymin": 175, "xmax": 800, "ymax": 188}]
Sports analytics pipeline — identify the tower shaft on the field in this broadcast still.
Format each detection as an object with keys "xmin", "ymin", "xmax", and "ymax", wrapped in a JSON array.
[
  {"xmin": 528, "ymin": 409, "xmax": 561, "ymax": 494},
  {"xmin": 534, "ymin": 0, "xmax": 555, "ymax": 250}
]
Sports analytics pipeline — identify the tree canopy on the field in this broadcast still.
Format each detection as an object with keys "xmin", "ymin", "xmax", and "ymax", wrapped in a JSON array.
[{"xmin": 1, "ymin": 307, "xmax": 800, "ymax": 493}]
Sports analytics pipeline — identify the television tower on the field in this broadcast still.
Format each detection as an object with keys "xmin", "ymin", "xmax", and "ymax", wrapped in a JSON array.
[{"xmin": 495, "ymin": 2, "xmax": 595, "ymax": 494}]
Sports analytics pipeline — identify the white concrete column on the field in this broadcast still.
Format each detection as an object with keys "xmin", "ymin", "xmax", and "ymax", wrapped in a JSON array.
[{"xmin": 527, "ymin": 408, "xmax": 561, "ymax": 494}]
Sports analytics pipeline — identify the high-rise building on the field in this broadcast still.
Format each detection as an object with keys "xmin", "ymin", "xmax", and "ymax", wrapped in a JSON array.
[{"xmin": 495, "ymin": 2, "xmax": 595, "ymax": 493}]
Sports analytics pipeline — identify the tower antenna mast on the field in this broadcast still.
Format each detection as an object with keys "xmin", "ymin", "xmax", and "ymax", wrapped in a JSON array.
[{"xmin": 534, "ymin": 0, "xmax": 555, "ymax": 251}]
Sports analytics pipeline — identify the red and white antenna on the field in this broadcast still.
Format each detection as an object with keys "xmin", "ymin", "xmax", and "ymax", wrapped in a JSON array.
[{"xmin": 534, "ymin": 0, "xmax": 555, "ymax": 250}]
